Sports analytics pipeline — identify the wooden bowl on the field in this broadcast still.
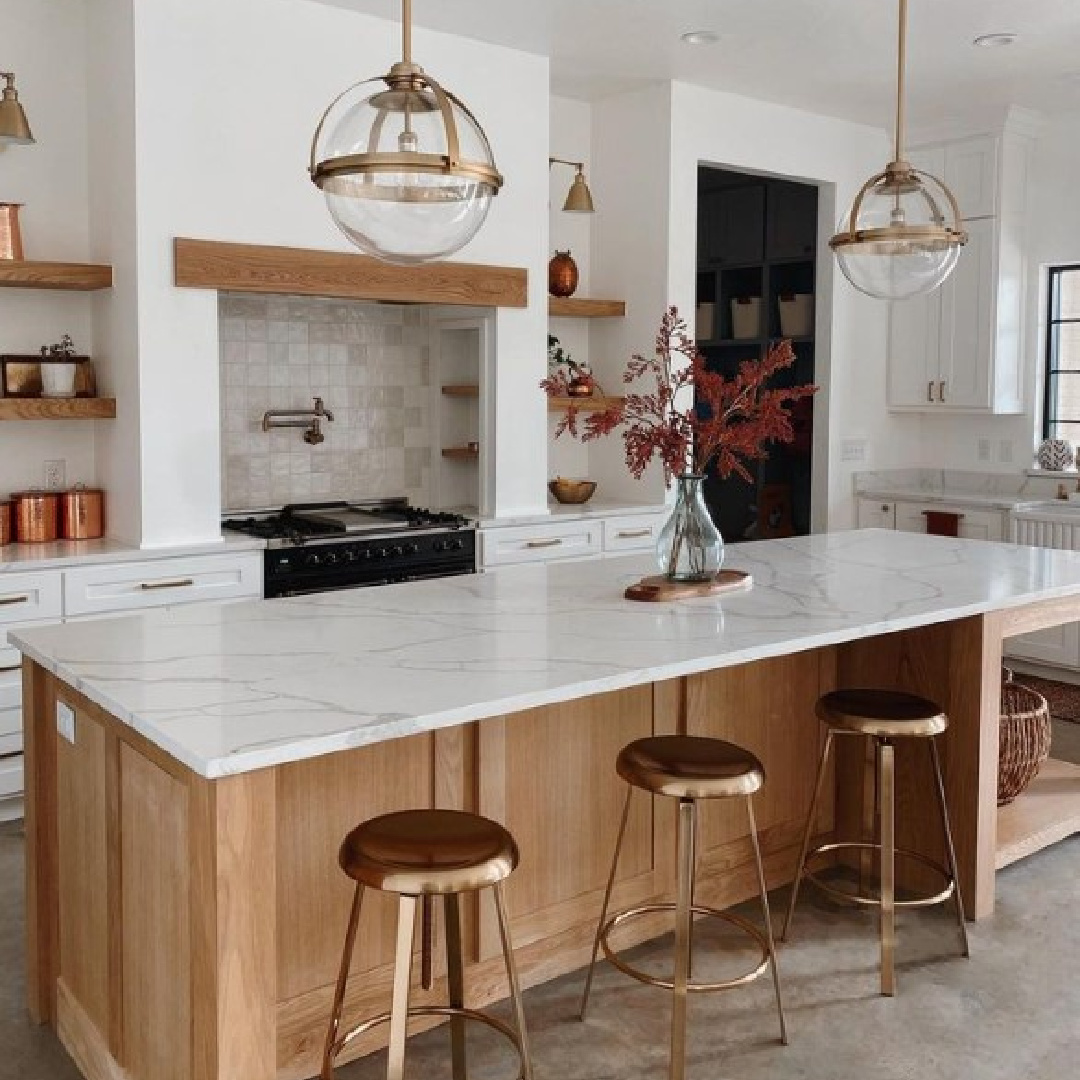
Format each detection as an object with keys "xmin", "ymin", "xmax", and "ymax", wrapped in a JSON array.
[{"xmin": 548, "ymin": 479, "xmax": 597, "ymax": 504}]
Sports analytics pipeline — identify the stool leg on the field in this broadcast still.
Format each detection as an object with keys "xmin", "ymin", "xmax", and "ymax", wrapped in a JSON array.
[
  {"xmin": 929, "ymin": 737, "xmax": 971, "ymax": 958},
  {"xmin": 879, "ymin": 739, "xmax": 896, "ymax": 997},
  {"xmin": 781, "ymin": 729, "xmax": 833, "ymax": 942},
  {"xmin": 444, "ymin": 893, "xmax": 467, "ymax": 1080},
  {"xmin": 579, "ymin": 784, "xmax": 632, "ymax": 1020},
  {"xmin": 387, "ymin": 895, "xmax": 418, "ymax": 1080},
  {"xmin": 494, "ymin": 881, "xmax": 534, "ymax": 1080},
  {"xmin": 321, "ymin": 883, "xmax": 364, "ymax": 1080},
  {"xmin": 747, "ymin": 796, "xmax": 789, "ymax": 1045},
  {"xmin": 671, "ymin": 798, "xmax": 697, "ymax": 1080}
]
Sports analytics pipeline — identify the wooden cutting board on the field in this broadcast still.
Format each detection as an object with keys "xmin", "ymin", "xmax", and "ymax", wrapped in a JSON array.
[{"xmin": 624, "ymin": 569, "xmax": 752, "ymax": 602}]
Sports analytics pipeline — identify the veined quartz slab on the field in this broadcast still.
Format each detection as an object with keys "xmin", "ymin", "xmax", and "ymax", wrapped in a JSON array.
[{"xmin": 12, "ymin": 529, "xmax": 1080, "ymax": 780}]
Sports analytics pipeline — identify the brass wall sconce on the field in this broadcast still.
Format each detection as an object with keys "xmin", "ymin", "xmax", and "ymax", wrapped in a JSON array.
[
  {"xmin": 0, "ymin": 72, "xmax": 34, "ymax": 145},
  {"xmin": 549, "ymin": 157, "xmax": 596, "ymax": 213}
]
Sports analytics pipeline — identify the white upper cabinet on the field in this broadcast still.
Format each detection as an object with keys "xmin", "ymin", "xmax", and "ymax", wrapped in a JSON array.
[{"xmin": 887, "ymin": 127, "xmax": 1031, "ymax": 415}]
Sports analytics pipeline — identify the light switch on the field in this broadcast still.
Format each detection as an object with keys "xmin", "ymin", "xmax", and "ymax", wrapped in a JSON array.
[{"xmin": 56, "ymin": 701, "xmax": 76, "ymax": 744}]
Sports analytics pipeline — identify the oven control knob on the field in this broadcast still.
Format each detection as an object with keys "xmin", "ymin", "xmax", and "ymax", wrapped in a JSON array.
[
  {"xmin": 305, "ymin": 553, "xmax": 321, "ymax": 567},
  {"xmin": 324, "ymin": 552, "xmax": 339, "ymax": 566},
  {"xmin": 390, "ymin": 545, "xmax": 404, "ymax": 557},
  {"xmin": 405, "ymin": 542, "xmax": 420, "ymax": 555},
  {"xmin": 374, "ymin": 547, "xmax": 390, "ymax": 559},
  {"xmin": 451, "ymin": 538, "xmax": 465, "ymax": 551},
  {"xmin": 345, "ymin": 549, "xmax": 360, "ymax": 563}
]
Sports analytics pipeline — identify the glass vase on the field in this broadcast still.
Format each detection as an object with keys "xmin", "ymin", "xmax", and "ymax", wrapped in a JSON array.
[{"xmin": 656, "ymin": 474, "xmax": 724, "ymax": 582}]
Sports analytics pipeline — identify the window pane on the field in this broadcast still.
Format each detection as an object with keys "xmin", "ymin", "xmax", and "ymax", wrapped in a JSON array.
[
  {"xmin": 1056, "ymin": 268, "xmax": 1080, "ymax": 320},
  {"xmin": 1050, "ymin": 323, "xmax": 1080, "ymax": 372},
  {"xmin": 1052, "ymin": 374, "xmax": 1080, "ymax": 430}
]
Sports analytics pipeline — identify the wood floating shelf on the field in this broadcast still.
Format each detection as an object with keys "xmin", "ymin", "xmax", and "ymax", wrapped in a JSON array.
[
  {"xmin": 0, "ymin": 397, "xmax": 117, "ymax": 421},
  {"xmin": 174, "ymin": 238, "xmax": 528, "ymax": 308},
  {"xmin": 0, "ymin": 260, "xmax": 113, "ymax": 291},
  {"xmin": 441, "ymin": 384, "xmax": 480, "ymax": 398},
  {"xmin": 441, "ymin": 447, "xmax": 479, "ymax": 460},
  {"xmin": 547, "ymin": 395, "xmax": 624, "ymax": 413},
  {"xmin": 548, "ymin": 296, "xmax": 626, "ymax": 318},
  {"xmin": 996, "ymin": 757, "xmax": 1080, "ymax": 869}
]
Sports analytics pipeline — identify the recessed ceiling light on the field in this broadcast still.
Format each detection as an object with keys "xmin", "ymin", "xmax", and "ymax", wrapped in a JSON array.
[
  {"xmin": 681, "ymin": 30, "xmax": 720, "ymax": 47},
  {"xmin": 973, "ymin": 32, "xmax": 1018, "ymax": 48}
]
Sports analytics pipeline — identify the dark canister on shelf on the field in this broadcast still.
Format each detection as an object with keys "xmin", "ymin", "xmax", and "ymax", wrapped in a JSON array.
[
  {"xmin": 11, "ymin": 489, "xmax": 60, "ymax": 543},
  {"xmin": 548, "ymin": 250, "xmax": 579, "ymax": 297}
]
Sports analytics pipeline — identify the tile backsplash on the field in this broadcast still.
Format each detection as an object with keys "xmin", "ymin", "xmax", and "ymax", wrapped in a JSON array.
[{"xmin": 219, "ymin": 293, "xmax": 432, "ymax": 511}]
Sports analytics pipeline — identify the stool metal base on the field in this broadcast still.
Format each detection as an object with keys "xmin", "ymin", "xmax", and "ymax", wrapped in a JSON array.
[
  {"xmin": 601, "ymin": 902, "xmax": 770, "ymax": 992},
  {"xmin": 803, "ymin": 842, "xmax": 956, "ymax": 908}
]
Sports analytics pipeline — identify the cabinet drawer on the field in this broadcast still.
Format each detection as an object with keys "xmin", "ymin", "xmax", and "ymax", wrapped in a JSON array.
[
  {"xmin": 481, "ymin": 521, "xmax": 602, "ymax": 567},
  {"xmin": 0, "ymin": 717, "xmax": 22, "ymax": 756},
  {"xmin": 63, "ymin": 553, "xmax": 263, "ymax": 616},
  {"xmin": 0, "ymin": 571, "xmax": 62, "ymax": 625},
  {"xmin": 0, "ymin": 754, "xmax": 22, "ymax": 799},
  {"xmin": 603, "ymin": 514, "xmax": 665, "ymax": 553}
]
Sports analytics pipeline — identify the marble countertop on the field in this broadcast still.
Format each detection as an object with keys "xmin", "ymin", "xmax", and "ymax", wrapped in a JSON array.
[
  {"xmin": 13, "ymin": 529, "xmax": 1080, "ymax": 780},
  {"xmin": 0, "ymin": 533, "xmax": 266, "ymax": 573},
  {"xmin": 856, "ymin": 486, "xmax": 1038, "ymax": 511}
]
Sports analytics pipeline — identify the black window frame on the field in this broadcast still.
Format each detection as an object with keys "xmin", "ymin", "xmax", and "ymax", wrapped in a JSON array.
[{"xmin": 1043, "ymin": 263, "xmax": 1080, "ymax": 439}]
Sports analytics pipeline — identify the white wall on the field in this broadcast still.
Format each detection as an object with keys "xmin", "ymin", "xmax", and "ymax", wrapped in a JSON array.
[
  {"xmin": 665, "ymin": 82, "xmax": 920, "ymax": 529},
  {"xmin": 113, "ymin": 0, "xmax": 549, "ymax": 544},
  {"xmin": 0, "ymin": 0, "xmax": 97, "ymax": 496},
  {"xmin": 918, "ymin": 115, "xmax": 1080, "ymax": 474}
]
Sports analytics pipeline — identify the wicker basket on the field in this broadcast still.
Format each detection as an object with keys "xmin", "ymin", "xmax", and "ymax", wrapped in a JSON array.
[{"xmin": 998, "ymin": 673, "xmax": 1051, "ymax": 806}]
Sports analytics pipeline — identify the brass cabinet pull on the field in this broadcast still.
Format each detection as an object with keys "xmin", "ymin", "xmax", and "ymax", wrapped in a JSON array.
[
  {"xmin": 616, "ymin": 528, "xmax": 653, "ymax": 539},
  {"xmin": 0, "ymin": 662, "xmax": 21, "ymax": 672},
  {"xmin": 0, "ymin": 595, "xmax": 29, "ymax": 607},
  {"xmin": 138, "ymin": 578, "xmax": 195, "ymax": 592},
  {"xmin": 938, "ymin": 380, "xmax": 946, "ymax": 402},
  {"xmin": 525, "ymin": 538, "xmax": 563, "ymax": 549},
  {"xmin": 927, "ymin": 381, "xmax": 934, "ymax": 402}
]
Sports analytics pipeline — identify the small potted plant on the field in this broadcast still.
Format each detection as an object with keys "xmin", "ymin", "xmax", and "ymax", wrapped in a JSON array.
[{"xmin": 543, "ymin": 334, "xmax": 596, "ymax": 398}]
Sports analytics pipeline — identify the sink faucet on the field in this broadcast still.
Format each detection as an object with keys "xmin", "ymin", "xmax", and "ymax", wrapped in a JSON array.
[{"xmin": 262, "ymin": 397, "xmax": 335, "ymax": 445}]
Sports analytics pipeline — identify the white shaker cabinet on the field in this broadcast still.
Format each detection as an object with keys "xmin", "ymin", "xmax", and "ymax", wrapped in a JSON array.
[
  {"xmin": 887, "ymin": 127, "xmax": 1030, "ymax": 415},
  {"xmin": 856, "ymin": 499, "xmax": 897, "ymax": 530}
]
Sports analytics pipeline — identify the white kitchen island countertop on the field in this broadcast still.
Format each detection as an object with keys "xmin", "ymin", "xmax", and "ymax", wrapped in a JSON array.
[{"xmin": 12, "ymin": 529, "xmax": 1080, "ymax": 779}]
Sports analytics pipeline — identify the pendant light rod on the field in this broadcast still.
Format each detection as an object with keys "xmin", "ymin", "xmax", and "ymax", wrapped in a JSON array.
[
  {"xmin": 894, "ymin": 0, "xmax": 907, "ymax": 163},
  {"xmin": 402, "ymin": 0, "xmax": 412, "ymax": 65}
]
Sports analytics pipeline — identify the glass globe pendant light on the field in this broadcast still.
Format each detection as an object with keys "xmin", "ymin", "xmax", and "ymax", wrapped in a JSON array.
[
  {"xmin": 831, "ymin": 0, "xmax": 967, "ymax": 300},
  {"xmin": 309, "ymin": 0, "xmax": 503, "ymax": 265}
]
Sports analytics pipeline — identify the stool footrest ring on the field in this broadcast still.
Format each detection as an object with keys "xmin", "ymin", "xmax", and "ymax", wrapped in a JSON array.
[
  {"xmin": 804, "ymin": 841, "xmax": 956, "ymax": 909},
  {"xmin": 327, "ymin": 1004, "xmax": 527, "ymax": 1080},
  {"xmin": 601, "ymin": 902, "xmax": 769, "ymax": 993}
]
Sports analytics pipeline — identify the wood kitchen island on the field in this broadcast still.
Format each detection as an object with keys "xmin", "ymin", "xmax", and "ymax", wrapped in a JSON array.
[{"xmin": 15, "ymin": 530, "xmax": 1080, "ymax": 1080}]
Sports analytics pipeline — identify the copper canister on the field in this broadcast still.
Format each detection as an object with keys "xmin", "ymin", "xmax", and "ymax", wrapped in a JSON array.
[
  {"xmin": 11, "ymin": 490, "xmax": 60, "ymax": 543},
  {"xmin": 0, "ymin": 501, "xmax": 13, "ymax": 546},
  {"xmin": 60, "ymin": 485, "xmax": 105, "ymax": 540}
]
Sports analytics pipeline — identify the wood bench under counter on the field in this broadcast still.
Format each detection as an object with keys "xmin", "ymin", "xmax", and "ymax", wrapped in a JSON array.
[{"xmin": 14, "ymin": 531, "xmax": 1080, "ymax": 1080}]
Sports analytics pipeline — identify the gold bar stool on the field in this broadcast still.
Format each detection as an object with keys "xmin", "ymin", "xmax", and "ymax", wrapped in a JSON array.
[
  {"xmin": 580, "ymin": 736, "xmax": 788, "ymax": 1080},
  {"xmin": 322, "ymin": 809, "xmax": 533, "ymax": 1080},
  {"xmin": 781, "ymin": 688, "xmax": 971, "ymax": 996}
]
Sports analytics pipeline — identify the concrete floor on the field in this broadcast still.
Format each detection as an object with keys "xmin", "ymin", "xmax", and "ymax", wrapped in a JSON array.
[{"xmin": 3, "ymin": 723, "xmax": 1080, "ymax": 1080}]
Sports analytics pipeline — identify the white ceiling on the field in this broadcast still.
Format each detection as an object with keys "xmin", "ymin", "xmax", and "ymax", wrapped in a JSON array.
[{"xmin": 316, "ymin": 0, "xmax": 1080, "ymax": 129}]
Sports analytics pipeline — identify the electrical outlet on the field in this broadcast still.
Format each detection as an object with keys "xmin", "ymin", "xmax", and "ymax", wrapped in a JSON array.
[
  {"xmin": 998, "ymin": 439, "xmax": 1014, "ymax": 465},
  {"xmin": 976, "ymin": 438, "xmax": 992, "ymax": 463},
  {"xmin": 840, "ymin": 437, "xmax": 869, "ymax": 465},
  {"xmin": 43, "ymin": 459, "xmax": 66, "ymax": 490},
  {"xmin": 56, "ymin": 701, "xmax": 76, "ymax": 744}
]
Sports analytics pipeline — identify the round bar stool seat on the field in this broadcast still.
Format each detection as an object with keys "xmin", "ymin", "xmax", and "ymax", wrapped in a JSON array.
[
  {"xmin": 582, "ymin": 735, "xmax": 787, "ymax": 1080},
  {"xmin": 340, "ymin": 809, "xmax": 518, "ymax": 895},
  {"xmin": 783, "ymin": 687, "xmax": 970, "ymax": 998},
  {"xmin": 323, "ymin": 809, "xmax": 532, "ymax": 1080},
  {"xmin": 617, "ymin": 736, "xmax": 764, "ymax": 799},
  {"xmin": 816, "ymin": 689, "xmax": 947, "ymax": 738}
]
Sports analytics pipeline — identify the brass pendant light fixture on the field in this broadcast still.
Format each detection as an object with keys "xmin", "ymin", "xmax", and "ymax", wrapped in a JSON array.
[
  {"xmin": 831, "ymin": 0, "xmax": 967, "ymax": 301},
  {"xmin": 0, "ymin": 72, "xmax": 34, "ymax": 145},
  {"xmin": 310, "ymin": 0, "xmax": 503, "ymax": 265},
  {"xmin": 549, "ymin": 158, "xmax": 596, "ymax": 213}
]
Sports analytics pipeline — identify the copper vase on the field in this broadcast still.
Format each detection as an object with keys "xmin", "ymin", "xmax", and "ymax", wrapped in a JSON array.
[
  {"xmin": 0, "ymin": 203, "xmax": 24, "ymax": 261},
  {"xmin": 548, "ymin": 250, "xmax": 578, "ymax": 298}
]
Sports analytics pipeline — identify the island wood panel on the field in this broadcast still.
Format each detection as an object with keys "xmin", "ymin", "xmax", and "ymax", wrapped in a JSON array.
[
  {"xmin": 56, "ymin": 708, "xmax": 109, "ymax": 1034},
  {"xmin": 476, "ymin": 688, "xmax": 657, "ymax": 962},
  {"xmin": 174, "ymin": 238, "xmax": 528, "ymax": 308},
  {"xmin": 275, "ymin": 733, "xmax": 436, "ymax": 1002},
  {"xmin": 834, "ymin": 614, "xmax": 1003, "ymax": 919}
]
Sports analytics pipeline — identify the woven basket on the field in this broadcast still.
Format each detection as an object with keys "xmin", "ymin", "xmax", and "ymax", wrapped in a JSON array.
[{"xmin": 998, "ymin": 674, "xmax": 1051, "ymax": 806}]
